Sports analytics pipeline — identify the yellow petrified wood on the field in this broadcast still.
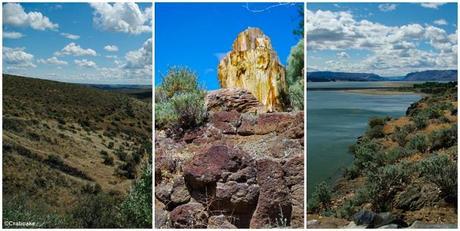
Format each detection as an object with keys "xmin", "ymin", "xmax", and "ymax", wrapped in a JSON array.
[{"xmin": 218, "ymin": 27, "xmax": 288, "ymax": 112}]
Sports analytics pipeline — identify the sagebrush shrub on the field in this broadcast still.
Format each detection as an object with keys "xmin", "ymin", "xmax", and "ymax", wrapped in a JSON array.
[
  {"xmin": 430, "ymin": 125, "xmax": 457, "ymax": 151},
  {"xmin": 365, "ymin": 163, "xmax": 411, "ymax": 211},
  {"xmin": 155, "ymin": 67, "xmax": 207, "ymax": 133},
  {"xmin": 407, "ymin": 134, "xmax": 429, "ymax": 153},
  {"xmin": 419, "ymin": 155, "xmax": 457, "ymax": 203}
]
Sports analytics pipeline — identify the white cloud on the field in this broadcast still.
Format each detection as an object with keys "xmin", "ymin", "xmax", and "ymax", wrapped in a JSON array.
[
  {"xmin": 74, "ymin": 59, "xmax": 97, "ymax": 68},
  {"xmin": 104, "ymin": 45, "xmax": 119, "ymax": 52},
  {"xmin": 60, "ymin": 32, "xmax": 80, "ymax": 40},
  {"xmin": 307, "ymin": 9, "xmax": 457, "ymax": 75},
  {"xmin": 55, "ymin": 43, "xmax": 97, "ymax": 56},
  {"xmin": 124, "ymin": 38, "xmax": 152, "ymax": 69},
  {"xmin": 3, "ymin": 3, "xmax": 58, "ymax": 31},
  {"xmin": 378, "ymin": 4, "xmax": 397, "ymax": 12},
  {"xmin": 3, "ymin": 31, "xmax": 24, "ymax": 39},
  {"xmin": 89, "ymin": 3, "xmax": 151, "ymax": 35},
  {"xmin": 420, "ymin": 3, "xmax": 446, "ymax": 9},
  {"xmin": 105, "ymin": 55, "xmax": 118, "ymax": 59},
  {"xmin": 37, "ymin": 56, "xmax": 68, "ymax": 65},
  {"xmin": 3, "ymin": 47, "xmax": 36, "ymax": 68},
  {"xmin": 337, "ymin": 51, "xmax": 349, "ymax": 58},
  {"xmin": 433, "ymin": 19, "xmax": 448, "ymax": 26}
]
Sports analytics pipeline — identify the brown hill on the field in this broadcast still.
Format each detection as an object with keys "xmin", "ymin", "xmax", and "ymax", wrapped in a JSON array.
[{"xmin": 2, "ymin": 74, "xmax": 152, "ymax": 228}]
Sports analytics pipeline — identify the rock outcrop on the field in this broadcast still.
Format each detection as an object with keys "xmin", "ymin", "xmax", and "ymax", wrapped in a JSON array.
[
  {"xmin": 206, "ymin": 88, "xmax": 262, "ymax": 113},
  {"xmin": 155, "ymin": 89, "xmax": 304, "ymax": 228},
  {"xmin": 218, "ymin": 28, "xmax": 289, "ymax": 112}
]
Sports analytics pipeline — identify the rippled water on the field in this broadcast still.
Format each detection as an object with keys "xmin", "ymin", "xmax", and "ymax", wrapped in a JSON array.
[{"xmin": 307, "ymin": 82, "xmax": 422, "ymax": 197}]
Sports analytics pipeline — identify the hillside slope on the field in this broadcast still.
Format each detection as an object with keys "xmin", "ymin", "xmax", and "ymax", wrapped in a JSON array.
[
  {"xmin": 2, "ymin": 75, "xmax": 152, "ymax": 228},
  {"xmin": 403, "ymin": 70, "xmax": 457, "ymax": 81}
]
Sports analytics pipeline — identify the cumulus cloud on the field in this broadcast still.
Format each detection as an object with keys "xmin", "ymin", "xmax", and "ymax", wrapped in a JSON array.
[
  {"xmin": 37, "ymin": 56, "xmax": 68, "ymax": 65},
  {"xmin": 3, "ymin": 31, "xmax": 24, "ymax": 39},
  {"xmin": 3, "ymin": 3, "xmax": 58, "ymax": 30},
  {"xmin": 104, "ymin": 45, "xmax": 119, "ymax": 52},
  {"xmin": 60, "ymin": 32, "xmax": 80, "ymax": 40},
  {"xmin": 74, "ymin": 59, "xmax": 97, "ymax": 68},
  {"xmin": 420, "ymin": 3, "xmax": 446, "ymax": 9},
  {"xmin": 89, "ymin": 3, "xmax": 151, "ymax": 35},
  {"xmin": 55, "ymin": 43, "xmax": 97, "ymax": 56},
  {"xmin": 307, "ymin": 9, "xmax": 457, "ymax": 75},
  {"xmin": 337, "ymin": 51, "xmax": 349, "ymax": 58},
  {"xmin": 433, "ymin": 19, "xmax": 448, "ymax": 26},
  {"xmin": 3, "ymin": 47, "xmax": 36, "ymax": 68},
  {"xmin": 124, "ymin": 38, "xmax": 152, "ymax": 69},
  {"xmin": 378, "ymin": 4, "xmax": 397, "ymax": 12}
]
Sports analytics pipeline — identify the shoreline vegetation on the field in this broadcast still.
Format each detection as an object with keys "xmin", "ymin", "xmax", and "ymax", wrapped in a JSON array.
[{"xmin": 307, "ymin": 81, "xmax": 458, "ymax": 228}]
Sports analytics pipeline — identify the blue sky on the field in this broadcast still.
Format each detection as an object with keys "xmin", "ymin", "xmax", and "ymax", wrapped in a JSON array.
[
  {"xmin": 155, "ymin": 3, "xmax": 303, "ymax": 90},
  {"xmin": 3, "ymin": 3, "xmax": 152, "ymax": 84},
  {"xmin": 307, "ymin": 3, "xmax": 457, "ymax": 76}
]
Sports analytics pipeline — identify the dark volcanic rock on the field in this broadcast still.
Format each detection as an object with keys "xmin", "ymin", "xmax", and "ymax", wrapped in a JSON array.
[
  {"xmin": 170, "ymin": 176, "xmax": 191, "ymax": 205},
  {"xmin": 214, "ymin": 181, "xmax": 259, "ymax": 211},
  {"xmin": 250, "ymin": 159, "xmax": 292, "ymax": 228},
  {"xmin": 283, "ymin": 155, "xmax": 304, "ymax": 187},
  {"xmin": 183, "ymin": 145, "xmax": 249, "ymax": 189},
  {"xmin": 208, "ymin": 215, "xmax": 237, "ymax": 229},
  {"xmin": 170, "ymin": 203, "xmax": 208, "ymax": 228}
]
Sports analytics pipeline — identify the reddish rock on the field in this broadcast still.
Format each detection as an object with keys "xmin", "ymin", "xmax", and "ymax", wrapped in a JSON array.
[
  {"xmin": 290, "ymin": 184, "xmax": 305, "ymax": 228},
  {"xmin": 250, "ymin": 159, "xmax": 292, "ymax": 228},
  {"xmin": 214, "ymin": 181, "xmax": 259, "ymax": 211},
  {"xmin": 205, "ymin": 88, "xmax": 261, "ymax": 113},
  {"xmin": 183, "ymin": 145, "xmax": 248, "ymax": 189},
  {"xmin": 170, "ymin": 203, "xmax": 208, "ymax": 228},
  {"xmin": 170, "ymin": 176, "xmax": 191, "ymax": 205},
  {"xmin": 255, "ymin": 113, "xmax": 295, "ymax": 135},
  {"xmin": 283, "ymin": 155, "xmax": 304, "ymax": 187},
  {"xmin": 210, "ymin": 110, "xmax": 241, "ymax": 124},
  {"xmin": 237, "ymin": 113, "xmax": 257, "ymax": 136},
  {"xmin": 208, "ymin": 215, "xmax": 238, "ymax": 229},
  {"xmin": 183, "ymin": 128, "xmax": 204, "ymax": 144},
  {"xmin": 212, "ymin": 121, "xmax": 237, "ymax": 134}
]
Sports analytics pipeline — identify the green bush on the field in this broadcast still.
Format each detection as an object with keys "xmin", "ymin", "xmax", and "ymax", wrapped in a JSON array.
[
  {"xmin": 154, "ymin": 101, "xmax": 177, "ymax": 129},
  {"xmin": 385, "ymin": 146, "xmax": 412, "ymax": 163},
  {"xmin": 407, "ymin": 134, "xmax": 429, "ymax": 153},
  {"xmin": 3, "ymin": 193, "xmax": 71, "ymax": 228},
  {"xmin": 288, "ymin": 81, "xmax": 304, "ymax": 111},
  {"xmin": 120, "ymin": 165, "xmax": 152, "ymax": 228},
  {"xmin": 366, "ymin": 125, "xmax": 384, "ymax": 139},
  {"xmin": 155, "ymin": 67, "xmax": 207, "ymax": 133},
  {"xmin": 286, "ymin": 39, "xmax": 304, "ymax": 111},
  {"xmin": 156, "ymin": 67, "xmax": 200, "ymax": 100},
  {"xmin": 344, "ymin": 164, "xmax": 360, "ymax": 180},
  {"xmin": 103, "ymin": 155, "xmax": 114, "ymax": 166},
  {"xmin": 368, "ymin": 116, "xmax": 390, "ymax": 128},
  {"xmin": 351, "ymin": 139, "xmax": 384, "ymax": 171},
  {"xmin": 430, "ymin": 125, "xmax": 457, "ymax": 151},
  {"xmin": 419, "ymin": 155, "xmax": 457, "ymax": 203},
  {"xmin": 72, "ymin": 193, "xmax": 121, "ymax": 228},
  {"xmin": 365, "ymin": 163, "xmax": 411, "ymax": 211},
  {"xmin": 307, "ymin": 181, "xmax": 331, "ymax": 213},
  {"xmin": 170, "ymin": 92, "xmax": 207, "ymax": 130},
  {"xmin": 413, "ymin": 114, "xmax": 428, "ymax": 129},
  {"xmin": 286, "ymin": 39, "xmax": 304, "ymax": 86},
  {"xmin": 392, "ymin": 124, "xmax": 415, "ymax": 146}
]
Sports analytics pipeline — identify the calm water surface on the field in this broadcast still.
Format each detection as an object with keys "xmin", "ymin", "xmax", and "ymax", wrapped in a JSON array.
[{"xmin": 307, "ymin": 82, "xmax": 421, "ymax": 197}]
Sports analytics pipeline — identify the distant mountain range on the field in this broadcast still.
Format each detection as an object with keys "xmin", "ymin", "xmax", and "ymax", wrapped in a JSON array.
[{"xmin": 307, "ymin": 70, "xmax": 458, "ymax": 82}]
